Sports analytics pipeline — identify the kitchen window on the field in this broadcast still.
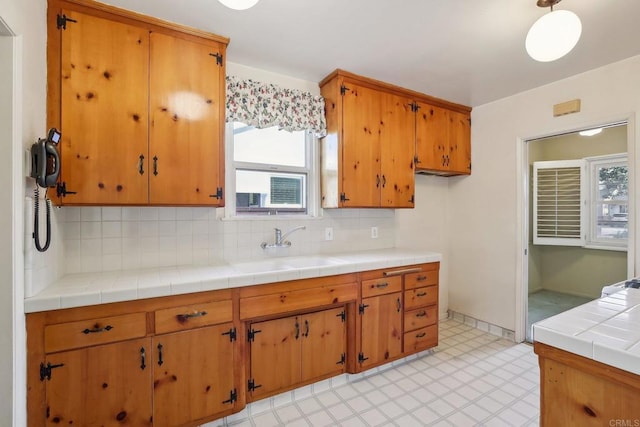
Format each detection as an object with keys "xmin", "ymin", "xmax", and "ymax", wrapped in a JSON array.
[
  {"xmin": 533, "ymin": 153, "xmax": 628, "ymax": 251},
  {"xmin": 225, "ymin": 122, "xmax": 317, "ymax": 217}
]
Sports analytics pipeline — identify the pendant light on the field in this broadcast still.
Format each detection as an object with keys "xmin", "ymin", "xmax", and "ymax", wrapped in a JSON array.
[
  {"xmin": 218, "ymin": 0, "xmax": 259, "ymax": 10},
  {"xmin": 526, "ymin": 0, "xmax": 582, "ymax": 62}
]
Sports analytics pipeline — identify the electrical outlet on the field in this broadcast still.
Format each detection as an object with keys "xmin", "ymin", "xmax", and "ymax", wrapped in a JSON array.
[
  {"xmin": 371, "ymin": 226, "xmax": 378, "ymax": 239},
  {"xmin": 325, "ymin": 227, "xmax": 333, "ymax": 241}
]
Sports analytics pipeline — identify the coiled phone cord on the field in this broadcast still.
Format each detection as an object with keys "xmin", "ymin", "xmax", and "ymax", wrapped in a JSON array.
[{"xmin": 33, "ymin": 186, "xmax": 52, "ymax": 252}]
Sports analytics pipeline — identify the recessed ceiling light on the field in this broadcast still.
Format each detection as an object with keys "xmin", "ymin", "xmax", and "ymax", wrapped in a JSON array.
[
  {"xmin": 218, "ymin": 0, "xmax": 259, "ymax": 10},
  {"xmin": 579, "ymin": 128, "xmax": 603, "ymax": 137}
]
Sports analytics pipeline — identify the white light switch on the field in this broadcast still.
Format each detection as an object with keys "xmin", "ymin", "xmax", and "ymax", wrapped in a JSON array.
[{"xmin": 371, "ymin": 227, "xmax": 378, "ymax": 239}]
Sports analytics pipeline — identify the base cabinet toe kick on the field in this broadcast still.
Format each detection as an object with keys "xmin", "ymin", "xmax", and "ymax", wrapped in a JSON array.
[{"xmin": 27, "ymin": 262, "xmax": 439, "ymax": 426}]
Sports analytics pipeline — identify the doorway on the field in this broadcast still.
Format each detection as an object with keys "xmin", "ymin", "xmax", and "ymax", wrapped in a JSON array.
[{"xmin": 524, "ymin": 123, "xmax": 630, "ymax": 342}]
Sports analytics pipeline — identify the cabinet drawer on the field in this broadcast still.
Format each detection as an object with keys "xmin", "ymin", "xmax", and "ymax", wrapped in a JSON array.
[
  {"xmin": 405, "ymin": 268, "xmax": 438, "ymax": 290},
  {"xmin": 240, "ymin": 282, "xmax": 357, "ymax": 320},
  {"xmin": 155, "ymin": 300, "xmax": 233, "ymax": 334},
  {"xmin": 44, "ymin": 312, "xmax": 147, "ymax": 353},
  {"xmin": 361, "ymin": 276, "xmax": 402, "ymax": 298},
  {"xmin": 404, "ymin": 324, "xmax": 438, "ymax": 353},
  {"xmin": 404, "ymin": 306, "xmax": 438, "ymax": 331},
  {"xmin": 404, "ymin": 286, "xmax": 438, "ymax": 309}
]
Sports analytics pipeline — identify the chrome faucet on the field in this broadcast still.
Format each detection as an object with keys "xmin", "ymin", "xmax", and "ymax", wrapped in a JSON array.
[{"xmin": 261, "ymin": 226, "xmax": 306, "ymax": 249}]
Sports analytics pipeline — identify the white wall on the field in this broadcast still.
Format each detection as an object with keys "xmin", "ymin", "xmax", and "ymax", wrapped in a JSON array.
[
  {"xmin": 444, "ymin": 55, "xmax": 640, "ymax": 332},
  {"xmin": 0, "ymin": 0, "xmax": 47, "ymax": 424}
]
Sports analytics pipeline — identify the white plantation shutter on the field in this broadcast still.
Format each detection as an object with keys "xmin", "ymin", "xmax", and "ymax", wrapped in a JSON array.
[{"xmin": 533, "ymin": 160, "xmax": 585, "ymax": 246}]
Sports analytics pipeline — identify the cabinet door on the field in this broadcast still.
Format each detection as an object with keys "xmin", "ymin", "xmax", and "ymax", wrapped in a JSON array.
[
  {"xmin": 60, "ymin": 10, "xmax": 149, "ymax": 204},
  {"xmin": 379, "ymin": 92, "xmax": 415, "ymax": 208},
  {"xmin": 360, "ymin": 293, "xmax": 402, "ymax": 369},
  {"xmin": 249, "ymin": 316, "xmax": 301, "ymax": 400},
  {"xmin": 415, "ymin": 102, "xmax": 449, "ymax": 172},
  {"xmin": 448, "ymin": 110, "xmax": 471, "ymax": 174},
  {"xmin": 301, "ymin": 308, "xmax": 346, "ymax": 382},
  {"xmin": 149, "ymin": 33, "xmax": 224, "ymax": 205},
  {"xmin": 45, "ymin": 338, "xmax": 152, "ymax": 426},
  {"xmin": 152, "ymin": 323, "xmax": 235, "ymax": 427},
  {"xmin": 341, "ymin": 83, "xmax": 382, "ymax": 207}
]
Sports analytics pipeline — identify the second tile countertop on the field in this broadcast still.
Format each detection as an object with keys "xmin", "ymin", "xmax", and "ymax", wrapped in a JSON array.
[
  {"xmin": 25, "ymin": 248, "xmax": 441, "ymax": 313},
  {"xmin": 532, "ymin": 288, "xmax": 640, "ymax": 376}
]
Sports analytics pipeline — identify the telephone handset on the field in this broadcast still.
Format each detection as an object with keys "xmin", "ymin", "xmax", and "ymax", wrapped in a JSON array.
[
  {"xmin": 30, "ymin": 128, "xmax": 61, "ymax": 252},
  {"xmin": 30, "ymin": 127, "xmax": 61, "ymax": 187}
]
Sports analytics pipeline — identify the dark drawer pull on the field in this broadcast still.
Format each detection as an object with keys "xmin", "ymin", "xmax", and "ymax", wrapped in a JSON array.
[
  {"xmin": 176, "ymin": 311, "xmax": 208, "ymax": 321},
  {"xmin": 82, "ymin": 325, "xmax": 113, "ymax": 334},
  {"xmin": 415, "ymin": 311, "xmax": 427, "ymax": 318},
  {"xmin": 416, "ymin": 275, "xmax": 428, "ymax": 281},
  {"xmin": 416, "ymin": 332, "xmax": 427, "ymax": 338},
  {"xmin": 375, "ymin": 282, "xmax": 389, "ymax": 289},
  {"xmin": 416, "ymin": 292, "xmax": 427, "ymax": 297}
]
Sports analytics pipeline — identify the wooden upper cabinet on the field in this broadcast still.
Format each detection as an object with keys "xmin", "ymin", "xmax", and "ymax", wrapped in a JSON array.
[
  {"xmin": 149, "ymin": 33, "xmax": 225, "ymax": 205},
  {"xmin": 379, "ymin": 92, "xmax": 415, "ymax": 208},
  {"xmin": 59, "ymin": 9, "xmax": 150, "ymax": 204},
  {"xmin": 321, "ymin": 72, "xmax": 415, "ymax": 208},
  {"xmin": 341, "ymin": 83, "xmax": 382, "ymax": 207},
  {"xmin": 48, "ymin": 0, "xmax": 228, "ymax": 205},
  {"xmin": 415, "ymin": 101, "xmax": 471, "ymax": 176}
]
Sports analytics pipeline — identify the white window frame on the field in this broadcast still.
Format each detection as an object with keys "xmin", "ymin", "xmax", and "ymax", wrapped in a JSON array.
[
  {"xmin": 584, "ymin": 153, "xmax": 628, "ymax": 251},
  {"xmin": 224, "ymin": 122, "xmax": 320, "ymax": 219},
  {"xmin": 533, "ymin": 154, "xmax": 628, "ymax": 251}
]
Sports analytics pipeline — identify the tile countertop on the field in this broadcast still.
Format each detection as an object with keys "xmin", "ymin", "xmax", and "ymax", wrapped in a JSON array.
[
  {"xmin": 533, "ymin": 288, "xmax": 640, "ymax": 376},
  {"xmin": 24, "ymin": 248, "xmax": 442, "ymax": 313}
]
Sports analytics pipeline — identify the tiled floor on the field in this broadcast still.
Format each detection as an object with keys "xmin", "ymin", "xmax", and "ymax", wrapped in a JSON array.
[
  {"xmin": 526, "ymin": 289, "xmax": 593, "ymax": 342},
  {"xmin": 210, "ymin": 319, "xmax": 540, "ymax": 426}
]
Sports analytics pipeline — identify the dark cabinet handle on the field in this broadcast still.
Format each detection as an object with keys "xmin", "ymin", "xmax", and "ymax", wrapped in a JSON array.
[
  {"xmin": 396, "ymin": 298, "xmax": 402, "ymax": 313},
  {"xmin": 157, "ymin": 343, "xmax": 164, "ymax": 366},
  {"xmin": 416, "ymin": 275, "xmax": 428, "ymax": 281},
  {"xmin": 153, "ymin": 156, "xmax": 158, "ymax": 176},
  {"xmin": 375, "ymin": 282, "xmax": 389, "ymax": 289},
  {"xmin": 382, "ymin": 175, "xmax": 386, "ymax": 187},
  {"xmin": 304, "ymin": 320, "xmax": 309, "ymax": 337},
  {"xmin": 415, "ymin": 311, "xmax": 427, "ymax": 318},
  {"xmin": 294, "ymin": 320, "xmax": 300, "ymax": 340},
  {"xmin": 376, "ymin": 174, "xmax": 380, "ymax": 188},
  {"xmin": 140, "ymin": 347, "xmax": 146, "ymax": 370},
  {"xmin": 416, "ymin": 292, "xmax": 427, "ymax": 297},
  {"xmin": 416, "ymin": 332, "xmax": 426, "ymax": 338},
  {"xmin": 82, "ymin": 325, "xmax": 113, "ymax": 334},
  {"xmin": 138, "ymin": 154, "xmax": 145, "ymax": 175},
  {"xmin": 176, "ymin": 311, "xmax": 208, "ymax": 322}
]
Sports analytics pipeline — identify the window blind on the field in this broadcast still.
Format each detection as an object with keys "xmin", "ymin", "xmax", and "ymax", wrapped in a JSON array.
[{"xmin": 533, "ymin": 160, "xmax": 585, "ymax": 246}]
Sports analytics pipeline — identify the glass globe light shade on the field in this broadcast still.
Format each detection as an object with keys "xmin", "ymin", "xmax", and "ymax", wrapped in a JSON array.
[
  {"xmin": 526, "ymin": 9, "xmax": 582, "ymax": 62},
  {"xmin": 218, "ymin": 0, "xmax": 259, "ymax": 10}
]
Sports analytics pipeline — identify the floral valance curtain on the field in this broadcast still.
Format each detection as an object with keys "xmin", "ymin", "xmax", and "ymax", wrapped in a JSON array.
[{"xmin": 226, "ymin": 75, "xmax": 327, "ymax": 137}]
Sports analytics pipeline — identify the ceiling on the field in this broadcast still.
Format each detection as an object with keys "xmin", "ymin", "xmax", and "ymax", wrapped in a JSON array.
[{"xmin": 102, "ymin": 0, "xmax": 640, "ymax": 107}]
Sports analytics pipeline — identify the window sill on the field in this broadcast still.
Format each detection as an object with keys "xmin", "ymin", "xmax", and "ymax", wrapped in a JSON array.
[{"xmin": 584, "ymin": 243, "xmax": 628, "ymax": 252}]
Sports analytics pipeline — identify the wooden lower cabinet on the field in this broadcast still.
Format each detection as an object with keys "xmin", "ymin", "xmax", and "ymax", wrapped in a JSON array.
[
  {"xmin": 152, "ymin": 323, "xmax": 236, "ymax": 427},
  {"xmin": 248, "ymin": 307, "xmax": 346, "ymax": 401},
  {"xmin": 535, "ymin": 342, "xmax": 640, "ymax": 426},
  {"xmin": 44, "ymin": 338, "xmax": 152, "ymax": 426},
  {"xmin": 359, "ymin": 293, "xmax": 403, "ymax": 369}
]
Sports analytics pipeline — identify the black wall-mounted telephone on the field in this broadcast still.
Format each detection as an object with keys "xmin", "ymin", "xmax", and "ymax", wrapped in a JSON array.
[
  {"xmin": 30, "ymin": 127, "xmax": 61, "ymax": 187},
  {"xmin": 30, "ymin": 128, "xmax": 61, "ymax": 252}
]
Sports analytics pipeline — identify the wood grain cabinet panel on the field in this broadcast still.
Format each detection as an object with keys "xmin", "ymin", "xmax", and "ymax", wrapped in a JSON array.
[
  {"xmin": 404, "ymin": 306, "xmax": 438, "ymax": 331},
  {"xmin": 359, "ymin": 293, "xmax": 402, "ymax": 370},
  {"xmin": 49, "ymin": 0, "xmax": 228, "ymax": 206},
  {"xmin": 58, "ymin": 9, "xmax": 150, "ymax": 204},
  {"xmin": 155, "ymin": 300, "xmax": 232, "ymax": 334},
  {"xmin": 44, "ymin": 312, "xmax": 147, "ymax": 353},
  {"xmin": 404, "ymin": 325, "xmax": 438, "ymax": 353},
  {"xmin": 44, "ymin": 338, "xmax": 152, "ymax": 426},
  {"xmin": 152, "ymin": 323, "xmax": 236, "ymax": 427},
  {"xmin": 404, "ymin": 286, "xmax": 438, "ymax": 310},
  {"xmin": 248, "ymin": 307, "xmax": 347, "ymax": 401},
  {"xmin": 361, "ymin": 276, "xmax": 402, "ymax": 298}
]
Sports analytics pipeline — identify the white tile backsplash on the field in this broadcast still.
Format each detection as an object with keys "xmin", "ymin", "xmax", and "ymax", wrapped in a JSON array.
[{"xmin": 28, "ymin": 206, "xmax": 396, "ymax": 276}]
